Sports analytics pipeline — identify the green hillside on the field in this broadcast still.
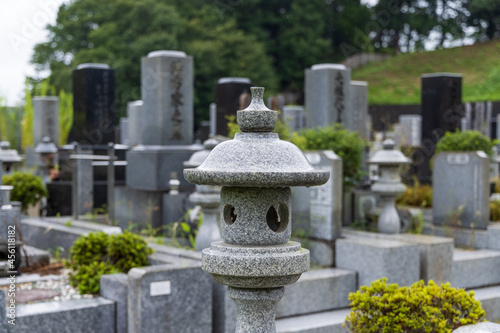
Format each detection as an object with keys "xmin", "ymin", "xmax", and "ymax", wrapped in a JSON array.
[{"xmin": 352, "ymin": 41, "xmax": 500, "ymax": 105}]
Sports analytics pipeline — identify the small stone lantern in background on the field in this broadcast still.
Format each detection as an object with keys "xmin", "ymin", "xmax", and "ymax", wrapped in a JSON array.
[
  {"xmin": 184, "ymin": 87, "xmax": 329, "ymax": 332},
  {"xmin": 0, "ymin": 140, "xmax": 23, "ymax": 173},
  {"xmin": 35, "ymin": 136, "xmax": 58, "ymax": 183},
  {"xmin": 368, "ymin": 139, "xmax": 410, "ymax": 234},
  {"xmin": 184, "ymin": 137, "xmax": 223, "ymax": 251}
]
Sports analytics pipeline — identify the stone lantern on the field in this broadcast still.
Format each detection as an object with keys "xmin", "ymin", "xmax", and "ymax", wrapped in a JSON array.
[
  {"xmin": 35, "ymin": 136, "xmax": 58, "ymax": 183},
  {"xmin": 368, "ymin": 139, "xmax": 410, "ymax": 234},
  {"xmin": 184, "ymin": 87, "xmax": 329, "ymax": 332},
  {"xmin": 184, "ymin": 137, "xmax": 223, "ymax": 251},
  {"xmin": 0, "ymin": 140, "xmax": 23, "ymax": 172}
]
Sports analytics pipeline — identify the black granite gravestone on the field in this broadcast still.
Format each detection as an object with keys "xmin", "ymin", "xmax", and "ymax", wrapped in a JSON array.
[
  {"xmin": 70, "ymin": 63, "xmax": 116, "ymax": 147},
  {"xmin": 214, "ymin": 77, "xmax": 251, "ymax": 136},
  {"xmin": 415, "ymin": 73, "xmax": 463, "ymax": 183}
]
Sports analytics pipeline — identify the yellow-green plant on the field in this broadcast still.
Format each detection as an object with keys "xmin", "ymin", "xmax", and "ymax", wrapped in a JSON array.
[
  {"xmin": 2, "ymin": 172, "xmax": 48, "ymax": 213},
  {"xmin": 21, "ymin": 79, "xmax": 34, "ymax": 150},
  {"xmin": 396, "ymin": 179, "xmax": 433, "ymax": 208},
  {"xmin": 345, "ymin": 278, "xmax": 485, "ymax": 333},
  {"xmin": 66, "ymin": 231, "xmax": 154, "ymax": 294},
  {"xmin": 490, "ymin": 200, "xmax": 500, "ymax": 221}
]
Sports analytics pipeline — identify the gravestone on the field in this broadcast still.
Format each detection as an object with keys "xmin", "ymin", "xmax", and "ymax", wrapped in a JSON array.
[
  {"xmin": 141, "ymin": 50, "xmax": 193, "ymax": 146},
  {"xmin": 214, "ymin": 77, "xmax": 252, "ymax": 137},
  {"xmin": 474, "ymin": 102, "xmax": 485, "ymax": 133},
  {"xmin": 71, "ymin": 63, "xmax": 116, "ymax": 146},
  {"xmin": 209, "ymin": 103, "xmax": 217, "ymax": 137},
  {"xmin": 350, "ymin": 81, "xmax": 369, "ymax": 140},
  {"xmin": 305, "ymin": 63, "xmax": 351, "ymax": 129},
  {"xmin": 399, "ymin": 115, "xmax": 422, "ymax": 147},
  {"xmin": 33, "ymin": 96, "xmax": 59, "ymax": 145},
  {"xmin": 75, "ymin": 148, "xmax": 94, "ymax": 216},
  {"xmin": 433, "ymin": 151, "xmax": 489, "ymax": 230},
  {"xmin": 417, "ymin": 73, "xmax": 462, "ymax": 183},
  {"xmin": 119, "ymin": 117, "xmax": 129, "ymax": 145},
  {"xmin": 127, "ymin": 100, "xmax": 142, "ymax": 146},
  {"xmin": 306, "ymin": 151, "xmax": 343, "ymax": 241},
  {"xmin": 283, "ymin": 106, "xmax": 305, "ymax": 132},
  {"xmin": 464, "ymin": 103, "xmax": 472, "ymax": 130}
]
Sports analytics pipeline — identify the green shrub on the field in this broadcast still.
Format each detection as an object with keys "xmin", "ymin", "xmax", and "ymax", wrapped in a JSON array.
[
  {"xmin": 490, "ymin": 200, "xmax": 500, "ymax": 221},
  {"xmin": 396, "ymin": 180, "xmax": 433, "ymax": 208},
  {"xmin": 2, "ymin": 172, "xmax": 48, "ymax": 213},
  {"xmin": 345, "ymin": 278, "xmax": 485, "ymax": 333},
  {"xmin": 292, "ymin": 124, "xmax": 366, "ymax": 189},
  {"xmin": 435, "ymin": 130, "xmax": 497, "ymax": 157},
  {"xmin": 67, "ymin": 231, "xmax": 154, "ymax": 294}
]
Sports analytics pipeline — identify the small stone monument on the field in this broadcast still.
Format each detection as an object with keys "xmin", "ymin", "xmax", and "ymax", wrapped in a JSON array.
[
  {"xmin": 184, "ymin": 87, "xmax": 329, "ymax": 332},
  {"xmin": 369, "ymin": 139, "xmax": 410, "ymax": 234},
  {"xmin": 184, "ymin": 138, "xmax": 222, "ymax": 251}
]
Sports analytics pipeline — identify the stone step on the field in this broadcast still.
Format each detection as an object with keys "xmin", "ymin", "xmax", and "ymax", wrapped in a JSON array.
[
  {"xmin": 472, "ymin": 285, "xmax": 500, "ymax": 321},
  {"xmin": 276, "ymin": 308, "xmax": 350, "ymax": 333},
  {"xmin": 277, "ymin": 268, "xmax": 356, "ymax": 318},
  {"xmin": 451, "ymin": 248, "xmax": 500, "ymax": 289}
]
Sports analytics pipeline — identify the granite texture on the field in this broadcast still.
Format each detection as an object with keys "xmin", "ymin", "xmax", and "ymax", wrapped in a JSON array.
[
  {"xmin": 100, "ymin": 273, "xmax": 128, "ymax": 333},
  {"xmin": 203, "ymin": 241, "xmax": 309, "ymax": 288},
  {"xmin": 451, "ymin": 249, "xmax": 500, "ymax": 289},
  {"xmin": 127, "ymin": 100, "xmax": 143, "ymax": 146},
  {"xmin": 452, "ymin": 322, "xmax": 500, "ymax": 333},
  {"xmin": 76, "ymin": 149, "xmax": 94, "ymax": 215},
  {"xmin": 229, "ymin": 287, "xmax": 284, "ymax": 333},
  {"xmin": 141, "ymin": 50, "xmax": 193, "ymax": 146},
  {"xmin": 305, "ymin": 64, "xmax": 352, "ymax": 130},
  {"xmin": 10, "ymin": 298, "xmax": 115, "ymax": 333},
  {"xmin": 276, "ymin": 308, "xmax": 350, "ymax": 333},
  {"xmin": 283, "ymin": 106, "xmax": 305, "ymax": 132},
  {"xmin": 33, "ymin": 96, "xmax": 59, "ymax": 145},
  {"xmin": 184, "ymin": 133, "xmax": 329, "ymax": 187},
  {"xmin": 237, "ymin": 93, "xmax": 277, "ymax": 132},
  {"xmin": 128, "ymin": 263, "xmax": 211, "ymax": 333},
  {"xmin": 276, "ymin": 268, "xmax": 356, "ymax": 318},
  {"xmin": 343, "ymin": 229, "xmax": 454, "ymax": 283},
  {"xmin": 306, "ymin": 151, "xmax": 343, "ymax": 241},
  {"xmin": 336, "ymin": 236, "xmax": 420, "ymax": 287},
  {"xmin": 350, "ymin": 81, "xmax": 370, "ymax": 140},
  {"xmin": 213, "ymin": 283, "xmax": 238, "ymax": 333},
  {"xmin": 473, "ymin": 285, "xmax": 500, "ymax": 322},
  {"xmin": 220, "ymin": 187, "xmax": 292, "ymax": 245},
  {"xmin": 126, "ymin": 143, "xmax": 202, "ymax": 191},
  {"xmin": 433, "ymin": 151, "xmax": 490, "ymax": 230}
]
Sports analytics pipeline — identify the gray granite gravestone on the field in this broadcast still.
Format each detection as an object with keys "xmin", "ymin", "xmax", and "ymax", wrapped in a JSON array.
[
  {"xmin": 141, "ymin": 50, "xmax": 193, "ymax": 146},
  {"xmin": 33, "ymin": 96, "xmax": 59, "ymax": 146},
  {"xmin": 350, "ymin": 81, "xmax": 369, "ymax": 140},
  {"xmin": 283, "ymin": 106, "xmax": 305, "ymax": 132},
  {"xmin": 76, "ymin": 147, "xmax": 94, "ymax": 216},
  {"xmin": 127, "ymin": 100, "xmax": 143, "ymax": 146},
  {"xmin": 305, "ymin": 63, "xmax": 352, "ymax": 129},
  {"xmin": 306, "ymin": 151, "xmax": 343, "ymax": 241},
  {"xmin": 214, "ymin": 77, "xmax": 252, "ymax": 137},
  {"xmin": 71, "ymin": 63, "xmax": 116, "ymax": 147},
  {"xmin": 433, "ymin": 151, "xmax": 490, "ymax": 230},
  {"xmin": 119, "ymin": 117, "xmax": 129, "ymax": 145},
  {"xmin": 399, "ymin": 115, "xmax": 422, "ymax": 147}
]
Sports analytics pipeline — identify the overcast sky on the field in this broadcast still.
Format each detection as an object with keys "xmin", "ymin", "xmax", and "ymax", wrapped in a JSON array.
[{"xmin": 0, "ymin": 0, "xmax": 69, "ymax": 106}]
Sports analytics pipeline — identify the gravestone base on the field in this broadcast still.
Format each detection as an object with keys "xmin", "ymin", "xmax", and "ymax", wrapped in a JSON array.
[
  {"xmin": 336, "ymin": 236, "xmax": 420, "ymax": 287},
  {"xmin": 293, "ymin": 237, "xmax": 335, "ymax": 267},
  {"xmin": 126, "ymin": 144, "xmax": 202, "ymax": 192},
  {"xmin": 100, "ymin": 273, "xmax": 128, "ymax": 333},
  {"xmin": 422, "ymin": 223, "xmax": 494, "ymax": 249},
  {"xmin": 114, "ymin": 186, "xmax": 164, "ymax": 230}
]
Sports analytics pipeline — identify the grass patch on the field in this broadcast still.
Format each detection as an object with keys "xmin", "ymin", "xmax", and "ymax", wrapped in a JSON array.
[{"xmin": 353, "ymin": 40, "xmax": 500, "ymax": 105}]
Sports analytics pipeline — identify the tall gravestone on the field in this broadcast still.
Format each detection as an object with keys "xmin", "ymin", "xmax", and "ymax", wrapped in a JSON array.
[
  {"xmin": 120, "ymin": 117, "xmax": 129, "ymax": 145},
  {"xmin": 433, "ymin": 151, "xmax": 489, "ymax": 230},
  {"xmin": 416, "ymin": 73, "xmax": 462, "ymax": 183},
  {"xmin": 214, "ymin": 77, "xmax": 252, "ymax": 137},
  {"xmin": 306, "ymin": 151, "xmax": 343, "ymax": 241},
  {"xmin": 71, "ymin": 63, "xmax": 116, "ymax": 147},
  {"xmin": 33, "ymin": 96, "xmax": 59, "ymax": 145},
  {"xmin": 399, "ymin": 115, "xmax": 422, "ymax": 147},
  {"xmin": 305, "ymin": 63, "xmax": 351, "ymax": 129},
  {"xmin": 127, "ymin": 100, "xmax": 143, "ymax": 146},
  {"xmin": 283, "ymin": 106, "xmax": 305, "ymax": 132},
  {"xmin": 141, "ymin": 50, "xmax": 193, "ymax": 146},
  {"xmin": 350, "ymin": 81, "xmax": 369, "ymax": 140}
]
